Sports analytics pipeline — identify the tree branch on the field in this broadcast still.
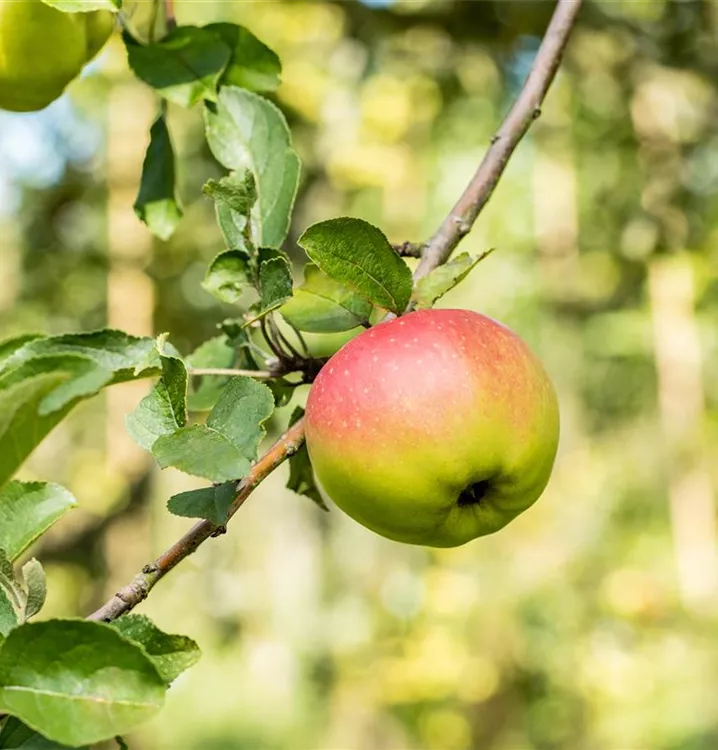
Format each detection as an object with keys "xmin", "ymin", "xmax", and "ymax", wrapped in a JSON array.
[
  {"xmin": 393, "ymin": 242, "xmax": 424, "ymax": 258},
  {"xmin": 86, "ymin": 0, "xmax": 581, "ymax": 623},
  {"xmin": 87, "ymin": 418, "xmax": 306, "ymax": 622},
  {"xmin": 414, "ymin": 0, "xmax": 583, "ymax": 280}
]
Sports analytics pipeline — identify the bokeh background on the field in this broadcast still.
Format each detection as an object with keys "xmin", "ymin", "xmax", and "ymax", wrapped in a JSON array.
[{"xmin": 2, "ymin": 0, "xmax": 718, "ymax": 748}]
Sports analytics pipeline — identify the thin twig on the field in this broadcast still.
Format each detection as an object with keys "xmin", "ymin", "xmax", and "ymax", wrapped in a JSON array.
[
  {"xmin": 287, "ymin": 324, "xmax": 310, "ymax": 357},
  {"xmin": 260, "ymin": 316, "xmax": 286, "ymax": 361},
  {"xmin": 87, "ymin": 419, "xmax": 306, "ymax": 622},
  {"xmin": 189, "ymin": 368, "xmax": 274, "ymax": 379},
  {"xmin": 393, "ymin": 242, "xmax": 424, "ymax": 258},
  {"xmin": 414, "ymin": 0, "xmax": 583, "ymax": 280},
  {"xmin": 269, "ymin": 317, "xmax": 303, "ymax": 361},
  {"xmin": 163, "ymin": 0, "xmax": 176, "ymax": 32},
  {"xmin": 86, "ymin": 0, "xmax": 581, "ymax": 623}
]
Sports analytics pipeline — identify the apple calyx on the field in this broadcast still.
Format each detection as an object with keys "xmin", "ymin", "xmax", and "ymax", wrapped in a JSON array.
[{"xmin": 456, "ymin": 479, "xmax": 491, "ymax": 507}]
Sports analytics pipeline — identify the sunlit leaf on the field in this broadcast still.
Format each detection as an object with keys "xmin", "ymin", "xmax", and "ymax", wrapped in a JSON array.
[
  {"xmin": 412, "ymin": 250, "xmax": 494, "ymax": 309},
  {"xmin": 298, "ymin": 218, "xmax": 412, "ymax": 315},
  {"xmin": 0, "ymin": 482, "xmax": 76, "ymax": 562},
  {"xmin": 207, "ymin": 22, "xmax": 281, "ymax": 92},
  {"xmin": 110, "ymin": 614, "xmax": 201, "ymax": 685},
  {"xmin": 0, "ymin": 331, "xmax": 158, "ymax": 488},
  {"xmin": 20, "ymin": 560, "xmax": 46, "ymax": 621},
  {"xmin": 0, "ymin": 588, "xmax": 18, "ymax": 640},
  {"xmin": 202, "ymin": 250, "xmax": 253, "ymax": 304},
  {"xmin": 133, "ymin": 116, "xmax": 183, "ymax": 241},
  {"xmin": 0, "ymin": 717, "xmax": 80, "ymax": 749},
  {"xmin": 150, "ymin": 377, "xmax": 274, "ymax": 482},
  {"xmin": 125, "ymin": 26, "xmax": 230, "ymax": 107},
  {"xmin": 205, "ymin": 87, "xmax": 301, "ymax": 249},
  {"xmin": 0, "ymin": 620, "xmax": 165, "ymax": 746},
  {"xmin": 167, "ymin": 482, "xmax": 237, "ymax": 525},
  {"xmin": 125, "ymin": 350, "xmax": 187, "ymax": 452},
  {"xmin": 281, "ymin": 263, "xmax": 372, "ymax": 333},
  {"xmin": 186, "ymin": 336, "xmax": 242, "ymax": 412},
  {"xmin": 257, "ymin": 256, "xmax": 293, "ymax": 316}
]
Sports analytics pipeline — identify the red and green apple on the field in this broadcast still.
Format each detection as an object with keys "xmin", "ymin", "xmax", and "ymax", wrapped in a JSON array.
[{"xmin": 305, "ymin": 308, "xmax": 560, "ymax": 547}]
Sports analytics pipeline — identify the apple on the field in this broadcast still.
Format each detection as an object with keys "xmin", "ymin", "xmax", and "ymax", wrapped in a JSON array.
[
  {"xmin": 0, "ymin": 0, "xmax": 114, "ymax": 112},
  {"xmin": 304, "ymin": 308, "xmax": 560, "ymax": 547}
]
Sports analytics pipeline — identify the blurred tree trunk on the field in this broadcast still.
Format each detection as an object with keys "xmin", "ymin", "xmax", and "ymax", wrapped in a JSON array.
[
  {"xmin": 104, "ymin": 49, "xmax": 155, "ymax": 480},
  {"xmin": 532, "ymin": 77, "xmax": 579, "ymax": 299},
  {"xmin": 648, "ymin": 254, "xmax": 718, "ymax": 611}
]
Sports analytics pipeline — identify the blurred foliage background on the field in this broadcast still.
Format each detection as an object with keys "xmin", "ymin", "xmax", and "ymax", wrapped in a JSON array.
[{"xmin": 1, "ymin": 0, "xmax": 718, "ymax": 748}]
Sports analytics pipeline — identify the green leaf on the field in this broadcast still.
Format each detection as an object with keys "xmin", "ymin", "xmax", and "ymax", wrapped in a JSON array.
[
  {"xmin": 0, "ymin": 620, "xmax": 165, "ymax": 746},
  {"xmin": 1, "ymin": 330, "xmax": 160, "ymax": 374},
  {"xmin": 0, "ymin": 482, "xmax": 76, "ymax": 562},
  {"xmin": 266, "ymin": 378, "xmax": 295, "ymax": 408},
  {"xmin": 204, "ymin": 171, "xmax": 257, "ymax": 220},
  {"xmin": 258, "ymin": 257, "xmax": 293, "ymax": 316},
  {"xmin": 0, "ymin": 717, "xmax": 79, "ymax": 749},
  {"xmin": 281, "ymin": 263, "xmax": 372, "ymax": 333},
  {"xmin": 216, "ymin": 203, "xmax": 248, "ymax": 254},
  {"xmin": 204, "ymin": 377, "xmax": 274, "ymax": 459},
  {"xmin": 167, "ymin": 482, "xmax": 236, "ymax": 525},
  {"xmin": 20, "ymin": 561, "xmax": 46, "ymax": 621},
  {"xmin": 298, "ymin": 218, "xmax": 412, "ymax": 315},
  {"xmin": 150, "ymin": 376, "xmax": 274, "ymax": 481},
  {"xmin": 186, "ymin": 336, "xmax": 238, "ymax": 412},
  {"xmin": 125, "ymin": 26, "xmax": 231, "ymax": 107},
  {"xmin": 412, "ymin": 250, "xmax": 494, "ymax": 309},
  {"xmin": 202, "ymin": 250, "xmax": 253, "ymax": 304},
  {"xmin": 0, "ymin": 355, "xmax": 112, "ymax": 417},
  {"xmin": 0, "ymin": 589, "xmax": 18, "ymax": 640},
  {"xmin": 0, "ymin": 551, "xmax": 21, "ymax": 613},
  {"xmin": 133, "ymin": 116, "xmax": 183, "ymax": 241},
  {"xmin": 206, "ymin": 23, "xmax": 281, "ymax": 93},
  {"xmin": 152, "ymin": 425, "xmax": 251, "ymax": 482},
  {"xmin": 219, "ymin": 319, "xmax": 255, "ymax": 354},
  {"xmin": 110, "ymin": 614, "xmax": 201, "ymax": 685},
  {"xmin": 41, "ymin": 0, "xmax": 119, "ymax": 11},
  {"xmin": 0, "ymin": 330, "xmax": 159, "ymax": 485},
  {"xmin": 125, "ymin": 351, "xmax": 187, "ymax": 452},
  {"xmin": 204, "ymin": 170, "xmax": 257, "ymax": 254},
  {"xmin": 186, "ymin": 337, "xmax": 236, "ymax": 371},
  {"xmin": 158, "ymin": 352, "xmax": 188, "ymax": 425},
  {"xmin": 286, "ymin": 408, "xmax": 328, "ymax": 511},
  {"xmin": 0, "ymin": 336, "xmax": 42, "ymax": 371},
  {"xmin": 204, "ymin": 87, "xmax": 301, "ymax": 249}
]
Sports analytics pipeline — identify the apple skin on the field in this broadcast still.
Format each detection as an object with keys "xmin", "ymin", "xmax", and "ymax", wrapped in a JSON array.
[
  {"xmin": 0, "ymin": 1, "xmax": 113, "ymax": 113},
  {"xmin": 304, "ymin": 309, "xmax": 560, "ymax": 547}
]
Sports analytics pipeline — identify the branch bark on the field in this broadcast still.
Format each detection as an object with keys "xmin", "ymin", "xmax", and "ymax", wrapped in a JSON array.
[
  {"xmin": 88, "ymin": 418, "xmax": 306, "ymax": 621},
  {"xmin": 87, "ymin": 0, "xmax": 582, "ymax": 623},
  {"xmin": 414, "ymin": 0, "xmax": 584, "ymax": 280},
  {"xmin": 163, "ymin": 0, "xmax": 176, "ymax": 32}
]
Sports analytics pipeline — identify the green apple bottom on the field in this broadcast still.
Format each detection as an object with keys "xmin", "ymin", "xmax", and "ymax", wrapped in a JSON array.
[
  {"xmin": 0, "ymin": 0, "xmax": 114, "ymax": 112},
  {"xmin": 305, "ymin": 309, "xmax": 560, "ymax": 547}
]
